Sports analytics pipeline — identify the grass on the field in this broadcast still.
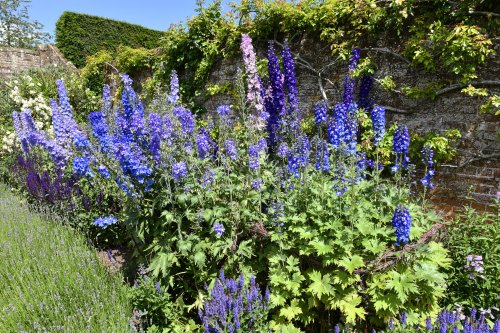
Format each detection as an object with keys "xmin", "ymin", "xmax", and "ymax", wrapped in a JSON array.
[{"xmin": 0, "ymin": 183, "xmax": 132, "ymax": 332}]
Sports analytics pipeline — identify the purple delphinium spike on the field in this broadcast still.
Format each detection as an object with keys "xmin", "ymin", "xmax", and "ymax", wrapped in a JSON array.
[
  {"xmin": 392, "ymin": 124, "xmax": 410, "ymax": 173},
  {"xmin": 342, "ymin": 48, "xmax": 361, "ymax": 106},
  {"xmin": 282, "ymin": 42, "xmax": 299, "ymax": 119},
  {"xmin": 315, "ymin": 140, "xmax": 330, "ymax": 172},
  {"xmin": 248, "ymin": 145, "xmax": 260, "ymax": 171},
  {"xmin": 172, "ymin": 161, "xmax": 188, "ymax": 183},
  {"xmin": 148, "ymin": 113, "xmax": 163, "ymax": 162},
  {"xmin": 89, "ymin": 112, "xmax": 112, "ymax": 154},
  {"xmin": 102, "ymin": 84, "xmax": 112, "ymax": 115},
  {"xmin": 425, "ymin": 317, "xmax": 433, "ymax": 331},
  {"xmin": 358, "ymin": 74, "xmax": 374, "ymax": 111},
  {"xmin": 196, "ymin": 129, "xmax": 211, "ymax": 159},
  {"xmin": 56, "ymin": 79, "xmax": 73, "ymax": 118},
  {"xmin": 173, "ymin": 106, "xmax": 195, "ymax": 136},
  {"xmin": 224, "ymin": 140, "xmax": 238, "ymax": 161},
  {"xmin": 314, "ymin": 100, "xmax": 327, "ymax": 126},
  {"xmin": 391, "ymin": 205, "xmax": 412, "ymax": 246},
  {"xmin": 277, "ymin": 142, "xmax": 289, "ymax": 158},
  {"xmin": 371, "ymin": 105, "xmax": 386, "ymax": 145},
  {"xmin": 251, "ymin": 178, "xmax": 263, "ymax": 191}
]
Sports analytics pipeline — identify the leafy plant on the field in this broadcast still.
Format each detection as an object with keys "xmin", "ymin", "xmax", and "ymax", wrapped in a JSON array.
[{"xmin": 442, "ymin": 204, "xmax": 500, "ymax": 310}]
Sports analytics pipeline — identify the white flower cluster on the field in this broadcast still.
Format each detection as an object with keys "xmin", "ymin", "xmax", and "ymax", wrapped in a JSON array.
[{"xmin": 2, "ymin": 76, "xmax": 54, "ymax": 153}]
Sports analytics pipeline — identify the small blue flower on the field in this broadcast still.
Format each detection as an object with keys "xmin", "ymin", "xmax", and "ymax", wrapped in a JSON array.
[
  {"xmin": 94, "ymin": 216, "xmax": 118, "ymax": 228},
  {"xmin": 213, "ymin": 223, "xmax": 225, "ymax": 238},
  {"xmin": 73, "ymin": 156, "xmax": 92, "ymax": 177},
  {"xmin": 224, "ymin": 140, "xmax": 238, "ymax": 160},
  {"xmin": 98, "ymin": 165, "xmax": 110, "ymax": 178},
  {"xmin": 251, "ymin": 178, "xmax": 263, "ymax": 191},
  {"xmin": 277, "ymin": 142, "xmax": 289, "ymax": 158},
  {"xmin": 172, "ymin": 162, "xmax": 188, "ymax": 182}
]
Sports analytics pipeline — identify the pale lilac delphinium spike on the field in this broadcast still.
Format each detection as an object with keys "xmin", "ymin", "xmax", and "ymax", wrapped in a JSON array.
[{"xmin": 241, "ymin": 34, "xmax": 264, "ymax": 116}]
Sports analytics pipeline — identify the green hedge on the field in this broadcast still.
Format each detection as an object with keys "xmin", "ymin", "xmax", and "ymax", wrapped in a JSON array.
[{"xmin": 55, "ymin": 11, "xmax": 164, "ymax": 68}]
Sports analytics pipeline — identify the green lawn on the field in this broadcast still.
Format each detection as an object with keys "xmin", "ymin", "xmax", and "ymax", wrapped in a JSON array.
[{"xmin": 0, "ymin": 184, "xmax": 132, "ymax": 333}]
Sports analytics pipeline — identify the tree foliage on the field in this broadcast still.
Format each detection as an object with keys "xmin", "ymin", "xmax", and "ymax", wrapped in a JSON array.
[{"xmin": 0, "ymin": 0, "xmax": 51, "ymax": 48}]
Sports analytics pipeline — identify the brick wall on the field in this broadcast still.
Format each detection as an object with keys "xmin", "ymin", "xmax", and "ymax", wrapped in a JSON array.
[
  {"xmin": 0, "ymin": 45, "xmax": 75, "ymax": 78},
  {"xmin": 202, "ymin": 37, "xmax": 500, "ymax": 209}
]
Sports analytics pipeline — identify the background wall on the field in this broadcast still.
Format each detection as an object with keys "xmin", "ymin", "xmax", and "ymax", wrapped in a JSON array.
[
  {"xmin": 203, "ymin": 37, "xmax": 500, "ymax": 210},
  {"xmin": 0, "ymin": 45, "xmax": 74, "ymax": 78}
]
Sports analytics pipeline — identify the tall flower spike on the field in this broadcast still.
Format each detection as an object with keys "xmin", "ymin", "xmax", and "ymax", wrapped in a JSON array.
[
  {"xmin": 371, "ymin": 105, "xmax": 386, "ymax": 145},
  {"xmin": 168, "ymin": 70, "xmax": 179, "ymax": 105},
  {"xmin": 343, "ymin": 48, "xmax": 361, "ymax": 106},
  {"xmin": 282, "ymin": 42, "xmax": 299, "ymax": 119},
  {"xmin": 391, "ymin": 205, "xmax": 412, "ymax": 246},
  {"xmin": 358, "ymin": 74, "xmax": 374, "ymax": 110},
  {"xmin": 392, "ymin": 124, "xmax": 410, "ymax": 172},
  {"xmin": 314, "ymin": 101, "xmax": 327, "ymax": 126},
  {"xmin": 241, "ymin": 34, "xmax": 264, "ymax": 115},
  {"xmin": 148, "ymin": 113, "xmax": 163, "ymax": 162},
  {"xmin": 421, "ymin": 144, "xmax": 435, "ymax": 189},
  {"xmin": 102, "ymin": 84, "xmax": 112, "ymax": 115},
  {"xmin": 89, "ymin": 112, "xmax": 112, "ymax": 154}
]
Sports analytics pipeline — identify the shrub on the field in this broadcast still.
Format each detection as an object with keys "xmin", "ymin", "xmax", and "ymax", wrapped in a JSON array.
[
  {"xmin": 442, "ymin": 205, "xmax": 500, "ymax": 311},
  {"xmin": 55, "ymin": 11, "xmax": 164, "ymax": 68}
]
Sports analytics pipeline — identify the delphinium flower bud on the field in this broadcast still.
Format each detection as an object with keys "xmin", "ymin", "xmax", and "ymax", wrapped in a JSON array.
[
  {"xmin": 248, "ymin": 145, "xmax": 260, "ymax": 171},
  {"xmin": 314, "ymin": 101, "xmax": 327, "ymax": 126},
  {"xmin": 392, "ymin": 125, "xmax": 410, "ymax": 172},
  {"xmin": 371, "ymin": 105, "xmax": 386, "ymax": 145},
  {"xmin": 168, "ymin": 70, "xmax": 179, "ymax": 105},
  {"xmin": 421, "ymin": 145, "xmax": 435, "ymax": 189},
  {"xmin": 94, "ymin": 216, "xmax": 118, "ymax": 228},
  {"xmin": 391, "ymin": 205, "xmax": 412, "ymax": 246}
]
